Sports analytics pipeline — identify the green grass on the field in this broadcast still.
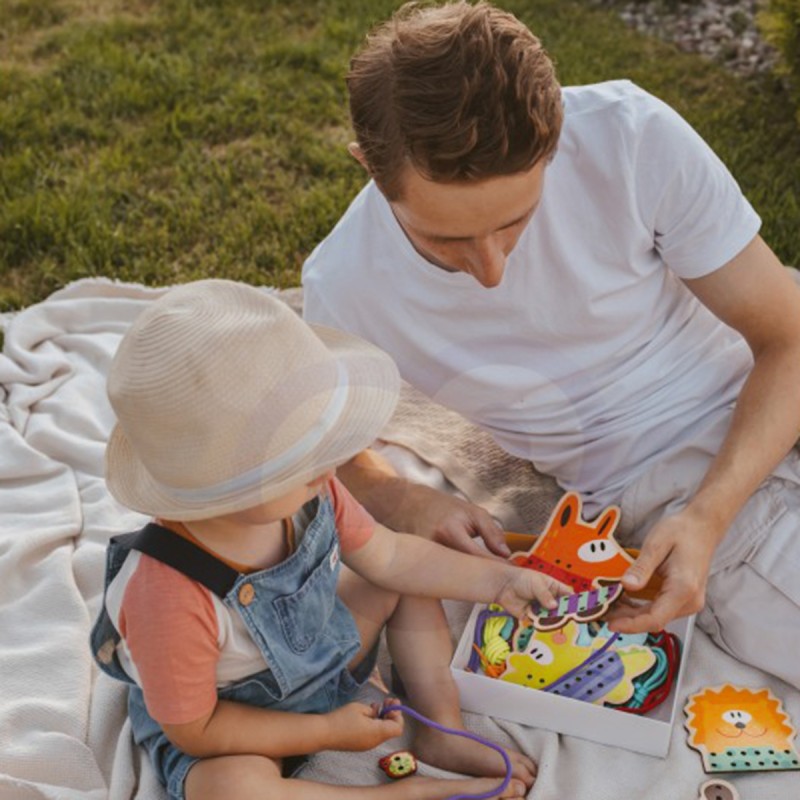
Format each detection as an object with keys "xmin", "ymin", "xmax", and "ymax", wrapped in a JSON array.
[{"xmin": 1, "ymin": 0, "xmax": 799, "ymax": 312}]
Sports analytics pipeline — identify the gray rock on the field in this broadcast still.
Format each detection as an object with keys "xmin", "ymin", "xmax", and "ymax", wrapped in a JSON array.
[{"xmin": 590, "ymin": 0, "xmax": 779, "ymax": 76}]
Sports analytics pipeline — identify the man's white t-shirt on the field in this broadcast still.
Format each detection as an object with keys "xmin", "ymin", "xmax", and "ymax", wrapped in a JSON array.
[{"xmin": 302, "ymin": 80, "xmax": 760, "ymax": 514}]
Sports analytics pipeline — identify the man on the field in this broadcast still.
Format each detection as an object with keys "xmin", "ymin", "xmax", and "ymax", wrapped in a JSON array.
[{"xmin": 302, "ymin": 1, "xmax": 800, "ymax": 687}]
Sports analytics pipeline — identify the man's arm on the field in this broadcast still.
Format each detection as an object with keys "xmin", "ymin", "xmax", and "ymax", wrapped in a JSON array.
[
  {"xmin": 338, "ymin": 450, "xmax": 511, "ymax": 558},
  {"xmin": 613, "ymin": 235, "xmax": 800, "ymax": 632}
]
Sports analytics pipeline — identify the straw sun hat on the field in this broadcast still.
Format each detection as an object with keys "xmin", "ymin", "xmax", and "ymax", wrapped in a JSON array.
[{"xmin": 105, "ymin": 279, "xmax": 400, "ymax": 520}]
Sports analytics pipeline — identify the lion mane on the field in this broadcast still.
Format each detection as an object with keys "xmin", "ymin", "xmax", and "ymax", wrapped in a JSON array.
[{"xmin": 685, "ymin": 685, "xmax": 795, "ymax": 753}]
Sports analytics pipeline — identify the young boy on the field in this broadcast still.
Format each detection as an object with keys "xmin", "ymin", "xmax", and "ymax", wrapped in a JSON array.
[{"xmin": 91, "ymin": 280, "xmax": 567, "ymax": 800}]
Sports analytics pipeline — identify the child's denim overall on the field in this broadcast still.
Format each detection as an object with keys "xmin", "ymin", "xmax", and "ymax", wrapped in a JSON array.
[{"xmin": 91, "ymin": 495, "xmax": 372, "ymax": 800}]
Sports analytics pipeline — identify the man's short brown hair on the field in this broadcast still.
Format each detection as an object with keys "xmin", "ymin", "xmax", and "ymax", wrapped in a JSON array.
[{"xmin": 347, "ymin": 1, "xmax": 563, "ymax": 200}]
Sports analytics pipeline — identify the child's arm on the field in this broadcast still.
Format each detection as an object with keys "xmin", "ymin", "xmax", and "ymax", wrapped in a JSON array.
[
  {"xmin": 119, "ymin": 553, "xmax": 404, "ymax": 760},
  {"xmin": 344, "ymin": 522, "xmax": 568, "ymax": 617},
  {"xmin": 161, "ymin": 698, "xmax": 403, "ymax": 759}
]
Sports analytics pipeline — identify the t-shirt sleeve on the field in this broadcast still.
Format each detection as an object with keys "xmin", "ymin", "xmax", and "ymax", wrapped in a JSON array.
[
  {"xmin": 327, "ymin": 476, "xmax": 376, "ymax": 552},
  {"xmin": 631, "ymin": 88, "xmax": 761, "ymax": 279},
  {"xmin": 302, "ymin": 247, "xmax": 347, "ymax": 329},
  {"xmin": 302, "ymin": 282, "xmax": 340, "ymax": 328},
  {"xmin": 119, "ymin": 556, "xmax": 220, "ymax": 725}
]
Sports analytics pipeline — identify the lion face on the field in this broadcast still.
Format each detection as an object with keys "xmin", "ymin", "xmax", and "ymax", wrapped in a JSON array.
[
  {"xmin": 685, "ymin": 686, "xmax": 795, "ymax": 754},
  {"xmin": 685, "ymin": 685, "xmax": 800, "ymax": 773}
]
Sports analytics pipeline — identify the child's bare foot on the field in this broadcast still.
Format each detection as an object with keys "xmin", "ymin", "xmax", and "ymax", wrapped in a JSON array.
[
  {"xmin": 412, "ymin": 724, "xmax": 537, "ymax": 790},
  {"xmin": 405, "ymin": 775, "xmax": 527, "ymax": 799}
]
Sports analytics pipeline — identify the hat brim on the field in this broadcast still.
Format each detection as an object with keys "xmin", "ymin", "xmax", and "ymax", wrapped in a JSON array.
[{"xmin": 105, "ymin": 323, "xmax": 400, "ymax": 520}]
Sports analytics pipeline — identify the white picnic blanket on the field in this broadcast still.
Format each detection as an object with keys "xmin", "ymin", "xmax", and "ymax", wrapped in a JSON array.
[{"xmin": 0, "ymin": 279, "xmax": 797, "ymax": 800}]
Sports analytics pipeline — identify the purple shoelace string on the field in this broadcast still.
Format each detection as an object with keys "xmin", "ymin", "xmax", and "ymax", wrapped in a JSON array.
[{"xmin": 378, "ymin": 702, "xmax": 512, "ymax": 800}]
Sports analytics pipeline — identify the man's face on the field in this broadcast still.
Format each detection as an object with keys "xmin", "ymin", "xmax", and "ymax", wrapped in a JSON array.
[{"xmin": 389, "ymin": 160, "xmax": 546, "ymax": 288}]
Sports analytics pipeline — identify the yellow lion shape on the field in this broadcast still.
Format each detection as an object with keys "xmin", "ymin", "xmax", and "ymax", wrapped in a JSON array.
[{"xmin": 685, "ymin": 685, "xmax": 800, "ymax": 774}]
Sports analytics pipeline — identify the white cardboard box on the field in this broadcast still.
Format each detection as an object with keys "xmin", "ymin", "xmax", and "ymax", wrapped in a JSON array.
[{"xmin": 451, "ymin": 606, "xmax": 694, "ymax": 758}]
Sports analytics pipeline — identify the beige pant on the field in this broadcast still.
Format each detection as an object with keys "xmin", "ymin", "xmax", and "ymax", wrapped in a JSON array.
[{"xmin": 617, "ymin": 412, "xmax": 800, "ymax": 688}]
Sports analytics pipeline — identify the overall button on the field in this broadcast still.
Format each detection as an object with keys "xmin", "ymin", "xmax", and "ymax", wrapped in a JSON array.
[{"xmin": 238, "ymin": 583, "xmax": 255, "ymax": 606}]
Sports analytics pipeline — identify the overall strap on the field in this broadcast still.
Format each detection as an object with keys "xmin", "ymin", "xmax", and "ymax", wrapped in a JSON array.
[{"xmin": 119, "ymin": 522, "xmax": 240, "ymax": 598}]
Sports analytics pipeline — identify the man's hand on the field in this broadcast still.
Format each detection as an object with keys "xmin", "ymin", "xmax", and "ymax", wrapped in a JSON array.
[
  {"xmin": 608, "ymin": 509, "xmax": 719, "ymax": 633},
  {"xmin": 338, "ymin": 451, "xmax": 511, "ymax": 558},
  {"xmin": 409, "ymin": 489, "xmax": 511, "ymax": 559},
  {"xmin": 324, "ymin": 701, "xmax": 404, "ymax": 752}
]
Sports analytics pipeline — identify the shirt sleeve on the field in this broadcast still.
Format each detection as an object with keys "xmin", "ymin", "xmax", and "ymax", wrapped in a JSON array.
[
  {"xmin": 327, "ymin": 476, "xmax": 376, "ymax": 552},
  {"xmin": 631, "ymin": 87, "xmax": 761, "ymax": 279},
  {"xmin": 119, "ymin": 556, "xmax": 220, "ymax": 725}
]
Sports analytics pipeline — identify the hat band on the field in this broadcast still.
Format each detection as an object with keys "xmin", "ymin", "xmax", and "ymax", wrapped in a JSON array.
[{"xmin": 161, "ymin": 362, "xmax": 350, "ymax": 504}]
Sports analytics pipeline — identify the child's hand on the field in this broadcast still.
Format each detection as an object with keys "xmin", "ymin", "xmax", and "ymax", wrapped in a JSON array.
[
  {"xmin": 325, "ymin": 701, "xmax": 404, "ymax": 752},
  {"xmin": 495, "ymin": 567, "xmax": 571, "ymax": 618}
]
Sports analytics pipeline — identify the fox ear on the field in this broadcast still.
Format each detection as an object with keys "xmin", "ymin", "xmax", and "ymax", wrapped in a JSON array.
[
  {"xmin": 595, "ymin": 506, "xmax": 620, "ymax": 538},
  {"xmin": 555, "ymin": 492, "xmax": 581, "ymax": 529}
]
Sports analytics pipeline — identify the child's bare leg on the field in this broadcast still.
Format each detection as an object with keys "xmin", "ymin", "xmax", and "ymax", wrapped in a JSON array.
[
  {"xmin": 388, "ymin": 596, "xmax": 536, "ymax": 788},
  {"xmin": 185, "ymin": 753, "xmax": 526, "ymax": 799},
  {"xmin": 338, "ymin": 570, "xmax": 536, "ymax": 790}
]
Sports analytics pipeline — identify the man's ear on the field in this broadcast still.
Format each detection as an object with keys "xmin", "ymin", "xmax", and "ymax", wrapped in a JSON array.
[{"xmin": 348, "ymin": 142, "xmax": 370, "ymax": 172}]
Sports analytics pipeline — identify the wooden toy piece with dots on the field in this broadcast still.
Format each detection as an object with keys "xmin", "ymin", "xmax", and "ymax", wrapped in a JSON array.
[
  {"xmin": 378, "ymin": 750, "xmax": 417, "ymax": 779},
  {"xmin": 509, "ymin": 492, "xmax": 633, "ymax": 592},
  {"xmin": 698, "ymin": 779, "xmax": 739, "ymax": 800},
  {"xmin": 685, "ymin": 685, "xmax": 800, "ymax": 774},
  {"xmin": 527, "ymin": 582, "xmax": 624, "ymax": 631}
]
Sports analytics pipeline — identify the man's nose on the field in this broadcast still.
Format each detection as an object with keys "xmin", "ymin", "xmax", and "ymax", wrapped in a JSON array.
[{"xmin": 470, "ymin": 236, "xmax": 508, "ymax": 288}]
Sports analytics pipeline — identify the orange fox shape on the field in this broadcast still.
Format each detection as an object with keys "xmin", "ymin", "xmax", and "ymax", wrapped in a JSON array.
[{"xmin": 510, "ymin": 492, "xmax": 633, "ymax": 592}]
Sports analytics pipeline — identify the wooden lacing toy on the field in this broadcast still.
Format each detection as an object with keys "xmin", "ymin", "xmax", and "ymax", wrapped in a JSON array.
[
  {"xmin": 377, "ymin": 702, "xmax": 512, "ymax": 800},
  {"xmin": 468, "ymin": 605, "xmax": 680, "ymax": 712},
  {"xmin": 613, "ymin": 630, "xmax": 681, "ymax": 715},
  {"xmin": 685, "ymin": 685, "xmax": 800, "ymax": 774},
  {"xmin": 698, "ymin": 779, "xmax": 740, "ymax": 800}
]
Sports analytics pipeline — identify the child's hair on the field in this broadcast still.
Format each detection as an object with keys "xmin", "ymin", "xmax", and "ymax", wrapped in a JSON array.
[{"xmin": 347, "ymin": 0, "xmax": 563, "ymax": 200}]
